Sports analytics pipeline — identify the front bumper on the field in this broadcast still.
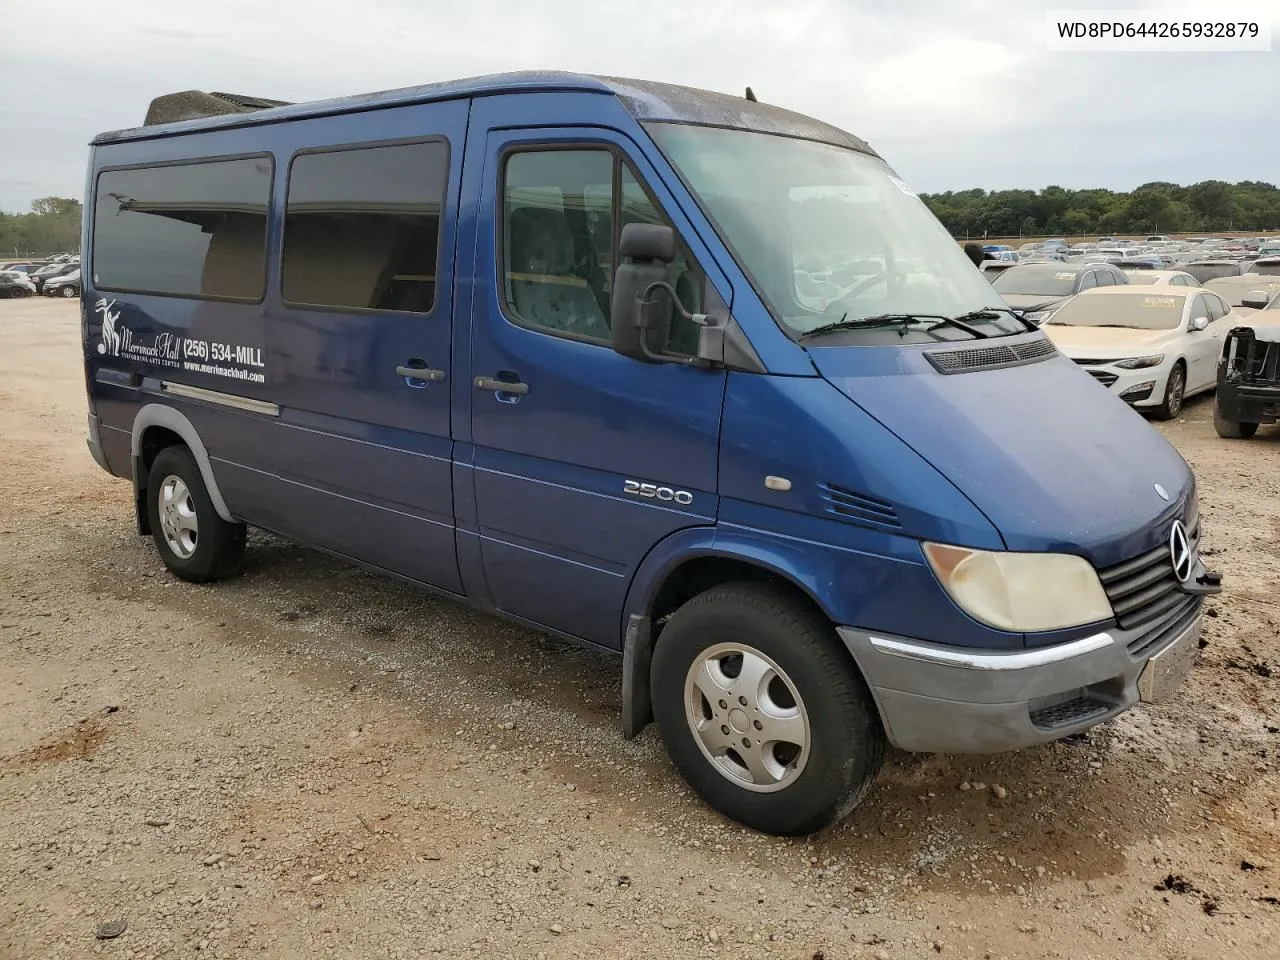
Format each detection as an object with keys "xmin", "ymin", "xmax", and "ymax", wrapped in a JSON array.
[
  {"xmin": 838, "ymin": 601, "xmax": 1202, "ymax": 753},
  {"xmin": 1079, "ymin": 360, "xmax": 1172, "ymax": 408}
]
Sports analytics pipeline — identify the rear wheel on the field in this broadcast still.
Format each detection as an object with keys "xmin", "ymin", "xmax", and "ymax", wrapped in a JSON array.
[
  {"xmin": 146, "ymin": 446, "xmax": 246, "ymax": 582},
  {"xmin": 7, "ymin": 287, "xmax": 23, "ymax": 299},
  {"xmin": 1214, "ymin": 406, "xmax": 1259, "ymax": 439},
  {"xmin": 1153, "ymin": 361, "xmax": 1185, "ymax": 421},
  {"xmin": 650, "ymin": 582, "xmax": 884, "ymax": 836}
]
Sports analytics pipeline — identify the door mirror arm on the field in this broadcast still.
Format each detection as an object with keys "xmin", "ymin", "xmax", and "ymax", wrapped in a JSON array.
[{"xmin": 634, "ymin": 280, "xmax": 714, "ymax": 367}]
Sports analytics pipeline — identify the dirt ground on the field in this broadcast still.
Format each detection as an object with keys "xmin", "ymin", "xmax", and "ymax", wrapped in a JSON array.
[{"xmin": 1, "ymin": 297, "xmax": 1277, "ymax": 960}]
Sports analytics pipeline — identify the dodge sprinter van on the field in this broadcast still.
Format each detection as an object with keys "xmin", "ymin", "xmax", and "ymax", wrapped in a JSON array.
[{"xmin": 83, "ymin": 73, "xmax": 1221, "ymax": 836}]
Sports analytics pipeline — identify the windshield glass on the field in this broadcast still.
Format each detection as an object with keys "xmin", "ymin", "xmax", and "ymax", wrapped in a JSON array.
[
  {"xmin": 991, "ymin": 264, "xmax": 1079, "ymax": 297},
  {"xmin": 1124, "ymin": 274, "xmax": 1162, "ymax": 285},
  {"xmin": 1046, "ymin": 293, "xmax": 1185, "ymax": 330},
  {"xmin": 647, "ymin": 124, "xmax": 1019, "ymax": 342}
]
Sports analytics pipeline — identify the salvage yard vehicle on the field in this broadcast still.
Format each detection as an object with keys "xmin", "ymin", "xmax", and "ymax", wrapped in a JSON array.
[
  {"xmin": 0, "ymin": 270, "xmax": 36, "ymax": 298},
  {"xmin": 42, "ymin": 268, "xmax": 80, "ymax": 298},
  {"xmin": 82, "ymin": 72, "xmax": 1221, "ymax": 836},
  {"xmin": 991, "ymin": 261, "xmax": 1129, "ymax": 323},
  {"xmin": 1122, "ymin": 269, "xmax": 1199, "ymax": 287},
  {"xmin": 1203, "ymin": 275, "xmax": 1280, "ymax": 313},
  {"xmin": 1214, "ymin": 297, "xmax": 1280, "ymax": 438},
  {"xmin": 1041, "ymin": 287, "xmax": 1240, "ymax": 420}
]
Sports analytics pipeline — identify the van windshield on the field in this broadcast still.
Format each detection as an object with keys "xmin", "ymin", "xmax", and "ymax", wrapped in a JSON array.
[{"xmin": 647, "ymin": 124, "xmax": 1020, "ymax": 342}]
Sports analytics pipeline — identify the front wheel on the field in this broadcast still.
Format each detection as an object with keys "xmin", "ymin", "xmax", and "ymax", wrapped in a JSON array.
[
  {"xmin": 1152, "ymin": 361, "xmax": 1185, "ymax": 421},
  {"xmin": 59, "ymin": 285, "xmax": 76, "ymax": 298},
  {"xmin": 650, "ymin": 583, "xmax": 885, "ymax": 836},
  {"xmin": 1214, "ymin": 406, "xmax": 1259, "ymax": 439},
  {"xmin": 146, "ymin": 446, "xmax": 246, "ymax": 583}
]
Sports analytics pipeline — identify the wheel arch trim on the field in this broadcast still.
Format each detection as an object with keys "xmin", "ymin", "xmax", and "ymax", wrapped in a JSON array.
[{"xmin": 131, "ymin": 403, "xmax": 235, "ymax": 522}]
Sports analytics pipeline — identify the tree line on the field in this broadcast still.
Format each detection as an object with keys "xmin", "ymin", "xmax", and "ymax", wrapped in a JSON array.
[
  {"xmin": 919, "ymin": 181, "xmax": 1280, "ymax": 239},
  {"xmin": 0, "ymin": 198, "xmax": 82, "ymax": 258}
]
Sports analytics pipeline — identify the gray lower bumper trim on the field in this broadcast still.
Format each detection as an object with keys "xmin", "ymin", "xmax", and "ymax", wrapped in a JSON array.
[{"xmin": 837, "ymin": 619, "xmax": 1197, "ymax": 754}]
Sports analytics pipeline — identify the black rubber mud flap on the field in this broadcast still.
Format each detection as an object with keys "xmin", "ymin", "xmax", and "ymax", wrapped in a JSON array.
[{"xmin": 621, "ymin": 614, "xmax": 654, "ymax": 739}]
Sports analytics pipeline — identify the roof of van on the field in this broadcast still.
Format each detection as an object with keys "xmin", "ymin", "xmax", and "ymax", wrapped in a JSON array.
[{"xmin": 91, "ymin": 70, "xmax": 877, "ymax": 156}]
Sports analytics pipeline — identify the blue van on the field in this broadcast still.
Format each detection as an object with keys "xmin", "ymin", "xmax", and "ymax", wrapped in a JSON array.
[{"xmin": 82, "ymin": 72, "xmax": 1220, "ymax": 836}]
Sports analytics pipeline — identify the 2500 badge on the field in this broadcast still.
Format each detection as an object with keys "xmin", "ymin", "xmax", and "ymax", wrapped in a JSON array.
[{"xmin": 623, "ymin": 480, "xmax": 694, "ymax": 505}]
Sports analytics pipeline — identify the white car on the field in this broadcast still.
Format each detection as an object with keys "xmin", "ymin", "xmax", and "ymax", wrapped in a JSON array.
[
  {"xmin": 1122, "ymin": 269, "xmax": 1200, "ymax": 287},
  {"xmin": 1042, "ymin": 286, "xmax": 1243, "ymax": 420}
]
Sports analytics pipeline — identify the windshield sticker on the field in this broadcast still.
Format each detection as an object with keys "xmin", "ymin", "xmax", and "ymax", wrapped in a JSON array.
[
  {"xmin": 1055, "ymin": 272, "xmax": 1074, "ymax": 280},
  {"xmin": 887, "ymin": 175, "xmax": 918, "ymax": 198},
  {"xmin": 1142, "ymin": 297, "xmax": 1178, "ymax": 309},
  {"xmin": 94, "ymin": 298, "xmax": 265, "ymax": 384}
]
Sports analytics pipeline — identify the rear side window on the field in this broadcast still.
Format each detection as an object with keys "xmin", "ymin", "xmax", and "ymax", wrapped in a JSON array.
[
  {"xmin": 283, "ymin": 140, "xmax": 448, "ymax": 313},
  {"xmin": 1204, "ymin": 294, "xmax": 1227, "ymax": 320},
  {"xmin": 93, "ymin": 156, "xmax": 272, "ymax": 300}
]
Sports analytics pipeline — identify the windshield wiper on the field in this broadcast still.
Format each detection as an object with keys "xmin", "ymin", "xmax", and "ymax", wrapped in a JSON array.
[
  {"xmin": 799, "ymin": 313, "xmax": 953, "ymax": 341},
  {"xmin": 923, "ymin": 314, "xmax": 991, "ymax": 339},
  {"xmin": 951, "ymin": 307, "xmax": 1038, "ymax": 333}
]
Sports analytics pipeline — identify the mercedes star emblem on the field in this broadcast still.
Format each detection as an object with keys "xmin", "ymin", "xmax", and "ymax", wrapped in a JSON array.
[
  {"xmin": 1169, "ymin": 520, "xmax": 1194, "ymax": 584},
  {"xmin": 1154, "ymin": 483, "xmax": 1170, "ymax": 501}
]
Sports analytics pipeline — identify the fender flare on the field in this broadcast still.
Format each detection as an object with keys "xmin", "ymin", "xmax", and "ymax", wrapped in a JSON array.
[
  {"xmin": 131, "ymin": 403, "xmax": 235, "ymax": 522},
  {"xmin": 617, "ymin": 525, "xmax": 835, "ymax": 740}
]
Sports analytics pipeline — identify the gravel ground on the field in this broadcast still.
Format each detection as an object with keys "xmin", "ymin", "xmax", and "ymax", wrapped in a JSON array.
[{"xmin": 1, "ymin": 297, "xmax": 1278, "ymax": 960}]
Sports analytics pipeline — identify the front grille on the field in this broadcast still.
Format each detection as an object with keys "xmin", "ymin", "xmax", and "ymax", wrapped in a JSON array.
[
  {"xmin": 818, "ymin": 482, "xmax": 901, "ymax": 529},
  {"xmin": 1126, "ymin": 593, "xmax": 1201, "ymax": 659},
  {"xmin": 1088, "ymin": 370, "xmax": 1119, "ymax": 387},
  {"xmin": 1030, "ymin": 696, "xmax": 1113, "ymax": 730},
  {"xmin": 1098, "ymin": 520, "xmax": 1199, "ymax": 631},
  {"xmin": 926, "ymin": 337, "xmax": 1056, "ymax": 374}
]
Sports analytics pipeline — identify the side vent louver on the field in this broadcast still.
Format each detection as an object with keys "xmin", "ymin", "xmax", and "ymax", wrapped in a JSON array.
[
  {"xmin": 927, "ymin": 337, "xmax": 1057, "ymax": 374},
  {"xmin": 819, "ymin": 483, "xmax": 901, "ymax": 529}
]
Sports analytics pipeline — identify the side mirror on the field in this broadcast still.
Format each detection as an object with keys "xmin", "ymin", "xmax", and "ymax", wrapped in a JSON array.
[
  {"xmin": 611, "ymin": 223, "xmax": 676, "ymax": 363},
  {"xmin": 611, "ymin": 223, "xmax": 716, "ymax": 365},
  {"xmin": 1241, "ymin": 292, "xmax": 1271, "ymax": 310},
  {"xmin": 1189, "ymin": 316, "xmax": 1209, "ymax": 332}
]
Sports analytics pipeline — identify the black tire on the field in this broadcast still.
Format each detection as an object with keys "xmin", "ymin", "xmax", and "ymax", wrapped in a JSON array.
[
  {"xmin": 1152, "ymin": 361, "xmax": 1186, "ymax": 421},
  {"xmin": 7, "ymin": 287, "xmax": 22, "ymax": 299},
  {"xmin": 59, "ymin": 284, "xmax": 76, "ymax": 298},
  {"xmin": 1214, "ymin": 407, "xmax": 1259, "ymax": 439},
  {"xmin": 146, "ymin": 446, "xmax": 246, "ymax": 583},
  {"xmin": 650, "ymin": 582, "xmax": 885, "ymax": 836}
]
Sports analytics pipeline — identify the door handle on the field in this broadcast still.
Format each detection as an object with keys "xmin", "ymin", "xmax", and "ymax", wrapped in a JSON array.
[
  {"xmin": 474, "ymin": 376, "xmax": 529, "ymax": 396},
  {"xmin": 396, "ymin": 363, "xmax": 446, "ymax": 383}
]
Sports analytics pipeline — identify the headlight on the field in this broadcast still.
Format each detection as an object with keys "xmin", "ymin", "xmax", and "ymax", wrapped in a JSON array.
[
  {"xmin": 1113, "ymin": 355, "xmax": 1165, "ymax": 369},
  {"xmin": 1025, "ymin": 311, "xmax": 1051, "ymax": 322},
  {"xmin": 922, "ymin": 543, "xmax": 1113, "ymax": 632}
]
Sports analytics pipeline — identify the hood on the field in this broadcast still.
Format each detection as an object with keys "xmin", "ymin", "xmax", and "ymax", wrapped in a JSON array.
[
  {"xmin": 999, "ymin": 293, "xmax": 1065, "ymax": 312},
  {"xmin": 1042, "ymin": 324, "xmax": 1178, "ymax": 358},
  {"xmin": 807, "ymin": 337, "xmax": 1192, "ymax": 568}
]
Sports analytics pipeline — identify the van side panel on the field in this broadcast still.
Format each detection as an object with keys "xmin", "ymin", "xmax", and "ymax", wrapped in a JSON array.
[{"xmin": 85, "ymin": 100, "xmax": 470, "ymax": 595}]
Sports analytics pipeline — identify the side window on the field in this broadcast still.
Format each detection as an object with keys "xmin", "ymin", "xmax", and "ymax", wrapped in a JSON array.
[
  {"xmin": 1205, "ymin": 294, "xmax": 1227, "ymax": 320},
  {"xmin": 93, "ymin": 156, "xmax": 272, "ymax": 300},
  {"xmin": 1077, "ymin": 272, "xmax": 1097, "ymax": 291},
  {"xmin": 283, "ymin": 141, "xmax": 447, "ymax": 313},
  {"xmin": 502, "ymin": 149, "xmax": 614, "ymax": 342},
  {"xmin": 501, "ymin": 149, "xmax": 703, "ymax": 353},
  {"xmin": 1092, "ymin": 271, "xmax": 1113, "ymax": 288},
  {"xmin": 1189, "ymin": 294, "xmax": 1209, "ymax": 322}
]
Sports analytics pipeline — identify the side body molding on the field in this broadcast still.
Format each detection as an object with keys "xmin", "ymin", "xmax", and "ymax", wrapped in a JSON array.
[{"xmin": 130, "ymin": 403, "xmax": 235, "ymax": 522}]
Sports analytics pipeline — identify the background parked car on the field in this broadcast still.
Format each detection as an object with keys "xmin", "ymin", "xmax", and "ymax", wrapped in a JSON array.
[
  {"xmin": 1181, "ymin": 260, "xmax": 1246, "ymax": 284},
  {"xmin": 0, "ymin": 270, "xmax": 37, "ymax": 298},
  {"xmin": 1041, "ymin": 286, "xmax": 1241, "ymax": 419},
  {"xmin": 1202, "ymin": 275, "xmax": 1280, "ymax": 313},
  {"xmin": 28, "ymin": 260, "xmax": 78, "ymax": 293},
  {"xmin": 42, "ymin": 268, "xmax": 80, "ymax": 298},
  {"xmin": 990, "ymin": 261, "xmax": 1129, "ymax": 322},
  {"xmin": 1123, "ymin": 269, "xmax": 1200, "ymax": 287},
  {"xmin": 1245, "ymin": 255, "xmax": 1280, "ymax": 276}
]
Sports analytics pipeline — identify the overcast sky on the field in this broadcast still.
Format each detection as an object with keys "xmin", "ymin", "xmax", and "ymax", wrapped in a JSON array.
[{"xmin": 1, "ymin": 0, "xmax": 1276, "ymax": 212}]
